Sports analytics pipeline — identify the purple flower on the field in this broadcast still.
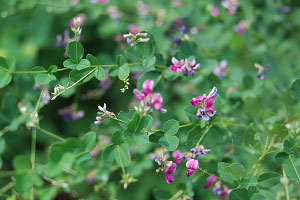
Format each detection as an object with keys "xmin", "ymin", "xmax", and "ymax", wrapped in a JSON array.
[
  {"xmin": 191, "ymin": 87, "xmax": 217, "ymax": 121},
  {"xmin": 99, "ymin": 75, "xmax": 112, "ymax": 91},
  {"xmin": 213, "ymin": 60, "xmax": 228, "ymax": 79},
  {"xmin": 186, "ymin": 159, "xmax": 199, "ymax": 177},
  {"xmin": 255, "ymin": 63, "xmax": 271, "ymax": 80},
  {"xmin": 172, "ymin": 150, "xmax": 183, "ymax": 164},
  {"xmin": 58, "ymin": 106, "xmax": 84, "ymax": 122},
  {"xmin": 205, "ymin": 175, "xmax": 218, "ymax": 189},
  {"xmin": 222, "ymin": 0, "xmax": 239, "ymax": 15},
  {"xmin": 133, "ymin": 80, "xmax": 166, "ymax": 114},
  {"xmin": 170, "ymin": 57, "xmax": 200, "ymax": 76},
  {"xmin": 165, "ymin": 163, "xmax": 177, "ymax": 184}
]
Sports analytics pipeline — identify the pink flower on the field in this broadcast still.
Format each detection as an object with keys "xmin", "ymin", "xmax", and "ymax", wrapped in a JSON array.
[
  {"xmin": 210, "ymin": 6, "xmax": 220, "ymax": 17},
  {"xmin": 191, "ymin": 87, "xmax": 217, "ymax": 121},
  {"xmin": 133, "ymin": 80, "xmax": 166, "ymax": 114},
  {"xmin": 220, "ymin": 189, "xmax": 231, "ymax": 200},
  {"xmin": 205, "ymin": 175, "xmax": 218, "ymax": 189},
  {"xmin": 186, "ymin": 159, "xmax": 198, "ymax": 177},
  {"xmin": 222, "ymin": 0, "xmax": 240, "ymax": 15},
  {"xmin": 170, "ymin": 57, "xmax": 186, "ymax": 73},
  {"xmin": 169, "ymin": 57, "xmax": 200, "ymax": 76},
  {"xmin": 69, "ymin": 14, "xmax": 85, "ymax": 28},
  {"xmin": 213, "ymin": 60, "xmax": 228, "ymax": 79},
  {"xmin": 234, "ymin": 20, "xmax": 251, "ymax": 36},
  {"xmin": 165, "ymin": 163, "xmax": 177, "ymax": 184},
  {"xmin": 172, "ymin": 150, "xmax": 182, "ymax": 164}
]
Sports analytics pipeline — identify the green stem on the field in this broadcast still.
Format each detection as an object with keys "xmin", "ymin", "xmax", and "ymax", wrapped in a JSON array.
[
  {"xmin": 66, "ymin": 68, "xmax": 96, "ymax": 90},
  {"xmin": 35, "ymin": 126, "xmax": 65, "ymax": 141},
  {"xmin": 282, "ymin": 167, "xmax": 290, "ymax": 200},
  {"xmin": 196, "ymin": 125, "xmax": 211, "ymax": 146},
  {"xmin": 0, "ymin": 182, "xmax": 14, "ymax": 196},
  {"xmin": 111, "ymin": 117, "xmax": 129, "ymax": 124},
  {"xmin": 76, "ymin": 144, "xmax": 112, "ymax": 158},
  {"xmin": 179, "ymin": 124, "xmax": 193, "ymax": 128},
  {"xmin": 154, "ymin": 64, "xmax": 168, "ymax": 69},
  {"xmin": 31, "ymin": 128, "xmax": 37, "ymax": 169},
  {"xmin": 0, "ymin": 169, "xmax": 31, "ymax": 177},
  {"xmin": 116, "ymin": 145, "xmax": 126, "ymax": 174}
]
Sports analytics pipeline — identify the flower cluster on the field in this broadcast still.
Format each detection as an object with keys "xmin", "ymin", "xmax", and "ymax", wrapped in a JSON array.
[
  {"xmin": 133, "ymin": 80, "xmax": 166, "ymax": 114},
  {"xmin": 169, "ymin": 57, "xmax": 200, "ymax": 76},
  {"xmin": 254, "ymin": 63, "xmax": 271, "ymax": 80},
  {"xmin": 191, "ymin": 87, "xmax": 217, "ymax": 121},
  {"xmin": 213, "ymin": 60, "xmax": 228, "ymax": 79},
  {"xmin": 94, "ymin": 103, "xmax": 116, "ymax": 124},
  {"xmin": 123, "ymin": 32, "xmax": 150, "ymax": 46},
  {"xmin": 234, "ymin": 20, "xmax": 251, "ymax": 36},
  {"xmin": 69, "ymin": 14, "xmax": 85, "ymax": 38},
  {"xmin": 58, "ymin": 106, "xmax": 84, "ymax": 122},
  {"xmin": 205, "ymin": 175, "xmax": 231, "ymax": 200},
  {"xmin": 222, "ymin": 0, "xmax": 239, "ymax": 15}
]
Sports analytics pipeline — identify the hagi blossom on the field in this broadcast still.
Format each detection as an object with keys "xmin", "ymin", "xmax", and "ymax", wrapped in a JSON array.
[
  {"xmin": 69, "ymin": 14, "xmax": 85, "ymax": 28},
  {"xmin": 34, "ymin": 84, "xmax": 51, "ymax": 105},
  {"xmin": 213, "ymin": 60, "xmax": 228, "ymax": 79},
  {"xmin": 128, "ymin": 24, "xmax": 139, "ymax": 36},
  {"xmin": 58, "ymin": 106, "xmax": 84, "ymax": 122},
  {"xmin": 210, "ymin": 6, "xmax": 220, "ymax": 17},
  {"xmin": 222, "ymin": 0, "xmax": 239, "ymax": 15},
  {"xmin": 165, "ymin": 163, "xmax": 177, "ymax": 184},
  {"xmin": 186, "ymin": 159, "xmax": 199, "ymax": 176},
  {"xmin": 172, "ymin": 150, "xmax": 183, "ymax": 164},
  {"xmin": 123, "ymin": 32, "xmax": 149, "ymax": 46},
  {"xmin": 205, "ymin": 175, "xmax": 218, "ymax": 189},
  {"xmin": 170, "ymin": 57, "xmax": 200, "ymax": 76},
  {"xmin": 234, "ymin": 20, "xmax": 251, "ymax": 36},
  {"xmin": 191, "ymin": 87, "xmax": 217, "ymax": 121},
  {"xmin": 133, "ymin": 80, "xmax": 166, "ymax": 114},
  {"xmin": 94, "ymin": 103, "xmax": 116, "ymax": 124},
  {"xmin": 255, "ymin": 63, "xmax": 271, "ymax": 80},
  {"xmin": 150, "ymin": 148, "xmax": 169, "ymax": 166}
]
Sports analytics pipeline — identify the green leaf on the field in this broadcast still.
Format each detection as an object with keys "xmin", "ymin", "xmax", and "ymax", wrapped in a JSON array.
[
  {"xmin": 125, "ymin": 46, "xmax": 140, "ymax": 62},
  {"xmin": 82, "ymin": 132, "xmax": 96, "ymax": 151},
  {"xmin": 291, "ymin": 79, "xmax": 300, "ymax": 102},
  {"xmin": 143, "ymin": 55, "xmax": 156, "ymax": 68},
  {"xmin": 117, "ymin": 55, "xmax": 126, "ymax": 66},
  {"xmin": 229, "ymin": 188, "xmax": 250, "ymax": 200},
  {"xmin": 48, "ymin": 65, "xmax": 58, "ymax": 74},
  {"xmin": 0, "ymin": 57, "xmax": 14, "ymax": 88},
  {"xmin": 86, "ymin": 54, "xmax": 99, "ymax": 65},
  {"xmin": 13, "ymin": 156, "xmax": 31, "ymax": 170},
  {"xmin": 153, "ymin": 189, "xmax": 171, "ymax": 200},
  {"xmin": 137, "ymin": 41, "xmax": 154, "ymax": 58},
  {"xmin": 117, "ymin": 109, "xmax": 136, "ymax": 130},
  {"xmin": 137, "ymin": 71, "xmax": 161, "ymax": 90},
  {"xmin": 95, "ymin": 66, "xmax": 105, "ymax": 80},
  {"xmin": 186, "ymin": 126, "xmax": 203, "ymax": 147},
  {"xmin": 275, "ymin": 153, "xmax": 300, "ymax": 181},
  {"xmin": 184, "ymin": 105, "xmax": 198, "ymax": 123},
  {"xmin": 149, "ymin": 131, "xmax": 164, "ymax": 143},
  {"xmin": 223, "ymin": 163, "xmax": 247, "ymax": 181},
  {"xmin": 63, "ymin": 59, "xmax": 77, "ymax": 69},
  {"xmin": 102, "ymin": 145, "xmax": 116, "ymax": 163},
  {"xmin": 158, "ymin": 135, "xmax": 179, "ymax": 151},
  {"xmin": 118, "ymin": 63, "xmax": 130, "ymax": 80},
  {"xmin": 0, "ymin": 138, "xmax": 5, "ymax": 155},
  {"xmin": 76, "ymin": 59, "xmax": 90, "ymax": 70},
  {"xmin": 108, "ymin": 66, "xmax": 119, "ymax": 77},
  {"xmin": 218, "ymin": 162, "xmax": 239, "ymax": 185},
  {"xmin": 115, "ymin": 144, "xmax": 130, "ymax": 167},
  {"xmin": 69, "ymin": 68, "xmax": 95, "ymax": 83},
  {"xmin": 258, "ymin": 172, "xmax": 280, "ymax": 187},
  {"xmin": 66, "ymin": 41, "xmax": 84, "ymax": 63},
  {"xmin": 111, "ymin": 131, "xmax": 124, "ymax": 145},
  {"xmin": 32, "ymin": 66, "xmax": 56, "ymax": 84},
  {"xmin": 163, "ymin": 119, "xmax": 179, "ymax": 136}
]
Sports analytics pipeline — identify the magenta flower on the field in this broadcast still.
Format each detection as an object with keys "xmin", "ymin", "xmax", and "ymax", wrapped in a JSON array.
[
  {"xmin": 213, "ymin": 60, "xmax": 228, "ymax": 79},
  {"xmin": 172, "ymin": 150, "xmax": 183, "ymax": 164},
  {"xmin": 220, "ymin": 189, "xmax": 231, "ymax": 200},
  {"xmin": 133, "ymin": 80, "xmax": 166, "ymax": 114},
  {"xmin": 205, "ymin": 175, "xmax": 218, "ymax": 189},
  {"xmin": 212, "ymin": 182, "xmax": 231, "ymax": 199},
  {"xmin": 170, "ymin": 57, "xmax": 200, "ymax": 76},
  {"xmin": 165, "ymin": 163, "xmax": 177, "ymax": 184},
  {"xmin": 191, "ymin": 87, "xmax": 217, "ymax": 121},
  {"xmin": 186, "ymin": 159, "xmax": 199, "ymax": 177}
]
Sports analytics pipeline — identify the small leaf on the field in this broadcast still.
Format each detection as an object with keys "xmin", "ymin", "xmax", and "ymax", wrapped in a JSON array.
[
  {"xmin": 108, "ymin": 66, "xmax": 119, "ymax": 77},
  {"xmin": 66, "ymin": 41, "xmax": 84, "ymax": 63},
  {"xmin": 143, "ymin": 55, "xmax": 156, "ymax": 68},
  {"xmin": 69, "ymin": 68, "xmax": 94, "ymax": 83},
  {"xmin": 158, "ymin": 135, "xmax": 179, "ymax": 151},
  {"xmin": 82, "ymin": 132, "xmax": 96, "ymax": 151},
  {"xmin": 258, "ymin": 172, "xmax": 280, "ymax": 187},
  {"xmin": 291, "ymin": 79, "xmax": 300, "ymax": 102},
  {"xmin": 0, "ymin": 57, "xmax": 13, "ymax": 88},
  {"xmin": 76, "ymin": 59, "xmax": 90, "ymax": 70},
  {"xmin": 115, "ymin": 144, "xmax": 130, "ymax": 167},
  {"xmin": 32, "ymin": 66, "xmax": 56, "ymax": 85},
  {"xmin": 163, "ymin": 119, "xmax": 179, "ymax": 135},
  {"xmin": 63, "ymin": 59, "xmax": 77, "ymax": 69},
  {"xmin": 125, "ymin": 46, "xmax": 140, "ymax": 62},
  {"xmin": 111, "ymin": 131, "xmax": 124, "ymax": 145},
  {"xmin": 102, "ymin": 145, "xmax": 116, "ymax": 163},
  {"xmin": 118, "ymin": 63, "xmax": 130, "ymax": 80},
  {"xmin": 95, "ymin": 67, "xmax": 105, "ymax": 80},
  {"xmin": 86, "ymin": 54, "xmax": 99, "ymax": 65},
  {"xmin": 229, "ymin": 188, "xmax": 250, "ymax": 200}
]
